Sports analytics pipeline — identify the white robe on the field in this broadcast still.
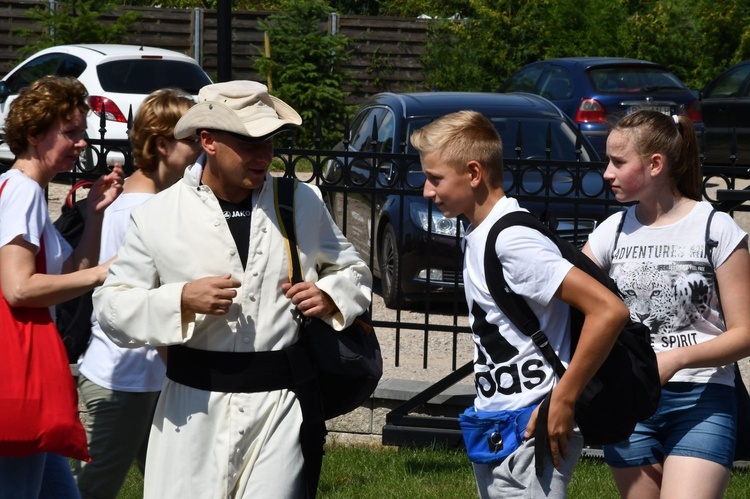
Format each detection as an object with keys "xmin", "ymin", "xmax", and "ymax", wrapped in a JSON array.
[{"xmin": 94, "ymin": 162, "xmax": 372, "ymax": 498}]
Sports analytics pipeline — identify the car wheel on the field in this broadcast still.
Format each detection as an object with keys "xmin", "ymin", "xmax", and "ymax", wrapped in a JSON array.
[{"xmin": 379, "ymin": 223, "xmax": 402, "ymax": 308}]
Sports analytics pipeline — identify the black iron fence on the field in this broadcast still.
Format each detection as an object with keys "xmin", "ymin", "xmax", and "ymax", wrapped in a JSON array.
[{"xmin": 2, "ymin": 123, "xmax": 749, "ymax": 449}]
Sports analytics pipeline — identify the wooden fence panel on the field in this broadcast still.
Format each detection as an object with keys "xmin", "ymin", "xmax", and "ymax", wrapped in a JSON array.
[
  {"xmin": 337, "ymin": 15, "xmax": 429, "ymax": 97},
  {"xmin": 0, "ymin": 1, "xmax": 45, "ymax": 73},
  {"xmin": 200, "ymin": 10, "xmax": 268, "ymax": 83},
  {"xmin": 106, "ymin": 6, "xmax": 195, "ymax": 54},
  {"xmin": 0, "ymin": 2, "xmax": 430, "ymax": 104}
]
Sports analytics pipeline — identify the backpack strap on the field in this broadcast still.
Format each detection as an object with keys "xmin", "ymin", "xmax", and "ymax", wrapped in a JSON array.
[
  {"xmin": 705, "ymin": 208, "xmax": 718, "ymax": 269},
  {"xmin": 64, "ymin": 179, "xmax": 94, "ymax": 209},
  {"xmin": 274, "ymin": 177, "xmax": 303, "ymax": 285},
  {"xmin": 274, "ymin": 177, "xmax": 333, "ymax": 497},
  {"xmin": 484, "ymin": 211, "xmax": 567, "ymax": 379},
  {"xmin": 534, "ymin": 392, "xmax": 552, "ymax": 477},
  {"xmin": 612, "ymin": 209, "xmax": 627, "ymax": 251},
  {"xmin": 704, "ymin": 208, "xmax": 724, "ymax": 324}
]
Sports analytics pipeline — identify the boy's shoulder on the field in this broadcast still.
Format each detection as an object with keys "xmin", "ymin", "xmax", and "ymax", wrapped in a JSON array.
[
  {"xmin": 467, "ymin": 198, "xmax": 558, "ymax": 258},
  {"xmin": 466, "ymin": 196, "xmax": 525, "ymax": 240}
]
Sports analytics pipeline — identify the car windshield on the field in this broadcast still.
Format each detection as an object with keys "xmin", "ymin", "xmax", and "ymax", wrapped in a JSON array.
[
  {"xmin": 96, "ymin": 59, "xmax": 212, "ymax": 94},
  {"xmin": 405, "ymin": 117, "xmax": 593, "ymax": 161},
  {"xmin": 588, "ymin": 67, "xmax": 686, "ymax": 94}
]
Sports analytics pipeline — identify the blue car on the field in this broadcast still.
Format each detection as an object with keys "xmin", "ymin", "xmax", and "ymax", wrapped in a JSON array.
[
  {"xmin": 499, "ymin": 57, "xmax": 703, "ymax": 158},
  {"xmin": 322, "ymin": 91, "xmax": 617, "ymax": 308}
]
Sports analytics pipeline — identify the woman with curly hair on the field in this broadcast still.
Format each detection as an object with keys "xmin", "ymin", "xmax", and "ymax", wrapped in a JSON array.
[{"xmin": 0, "ymin": 75, "xmax": 123, "ymax": 498}]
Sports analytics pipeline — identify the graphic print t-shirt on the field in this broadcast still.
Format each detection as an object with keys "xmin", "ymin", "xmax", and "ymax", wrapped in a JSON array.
[{"xmin": 587, "ymin": 201, "xmax": 747, "ymax": 386}]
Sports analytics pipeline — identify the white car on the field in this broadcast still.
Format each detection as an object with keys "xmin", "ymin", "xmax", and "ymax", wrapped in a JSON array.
[{"xmin": 0, "ymin": 44, "xmax": 212, "ymax": 168}]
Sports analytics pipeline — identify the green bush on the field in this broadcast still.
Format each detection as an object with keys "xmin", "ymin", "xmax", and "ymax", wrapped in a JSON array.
[{"xmin": 254, "ymin": 0, "xmax": 354, "ymax": 149}]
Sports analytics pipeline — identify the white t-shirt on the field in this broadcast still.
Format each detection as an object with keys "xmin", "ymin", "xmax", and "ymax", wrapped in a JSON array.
[
  {"xmin": 587, "ymin": 201, "xmax": 747, "ymax": 386},
  {"xmin": 0, "ymin": 170, "xmax": 72, "ymax": 318},
  {"xmin": 78, "ymin": 192, "xmax": 166, "ymax": 392},
  {"xmin": 463, "ymin": 196, "xmax": 573, "ymax": 412}
]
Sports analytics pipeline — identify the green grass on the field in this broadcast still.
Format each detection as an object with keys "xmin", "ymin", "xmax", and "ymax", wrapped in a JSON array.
[
  {"xmin": 318, "ymin": 445, "xmax": 474, "ymax": 498},
  {"xmin": 115, "ymin": 445, "xmax": 750, "ymax": 498}
]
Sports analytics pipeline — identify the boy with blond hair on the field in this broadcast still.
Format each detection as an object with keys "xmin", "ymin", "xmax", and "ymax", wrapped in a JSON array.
[{"xmin": 411, "ymin": 110, "xmax": 628, "ymax": 498}]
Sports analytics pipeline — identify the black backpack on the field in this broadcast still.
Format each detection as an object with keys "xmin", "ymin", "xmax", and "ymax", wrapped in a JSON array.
[
  {"xmin": 53, "ymin": 180, "xmax": 95, "ymax": 364},
  {"xmin": 483, "ymin": 210, "xmax": 661, "ymax": 465},
  {"xmin": 275, "ymin": 177, "xmax": 383, "ymax": 420}
]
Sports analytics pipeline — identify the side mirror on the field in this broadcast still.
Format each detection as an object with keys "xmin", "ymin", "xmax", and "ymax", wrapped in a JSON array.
[{"xmin": 0, "ymin": 81, "xmax": 9, "ymax": 103}]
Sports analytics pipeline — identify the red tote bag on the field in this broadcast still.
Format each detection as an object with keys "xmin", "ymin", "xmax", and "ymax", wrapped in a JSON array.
[{"xmin": 0, "ymin": 179, "xmax": 89, "ymax": 461}]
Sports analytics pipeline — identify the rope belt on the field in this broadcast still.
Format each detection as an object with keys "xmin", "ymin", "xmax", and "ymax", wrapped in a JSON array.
[{"xmin": 166, "ymin": 344, "xmax": 300, "ymax": 393}]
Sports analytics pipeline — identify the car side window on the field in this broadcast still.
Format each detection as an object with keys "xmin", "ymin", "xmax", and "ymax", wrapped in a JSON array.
[
  {"xmin": 502, "ymin": 66, "xmax": 543, "ymax": 93},
  {"xmin": 539, "ymin": 68, "xmax": 573, "ymax": 100},
  {"xmin": 56, "ymin": 55, "xmax": 87, "ymax": 79},
  {"xmin": 5, "ymin": 53, "xmax": 65, "ymax": 94},
  {"xmin": 704, "ymin": 65, "xmax": 750, "ymax": 98},
  {"xmin": 349, "ymin": 108, "xmax": 386, "ymax": 152},
  {"xmin": 377, "ymin": 109, "xmax": 395, "ymax": 152}
]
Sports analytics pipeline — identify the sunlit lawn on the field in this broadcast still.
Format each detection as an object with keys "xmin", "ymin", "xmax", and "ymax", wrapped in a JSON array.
[{"xmin": 114, "ymin": 445, "xmax": 750, "ymax": 498}]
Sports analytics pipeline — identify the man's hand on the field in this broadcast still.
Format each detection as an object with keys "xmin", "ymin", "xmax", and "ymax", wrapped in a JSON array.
[
  {"xmin": 282, "ymin": 281, "xmax": 337, "ymax": 318},
  {"xmin": 181, "ymin": 274, "xmax": 241, "ymax": 315}
]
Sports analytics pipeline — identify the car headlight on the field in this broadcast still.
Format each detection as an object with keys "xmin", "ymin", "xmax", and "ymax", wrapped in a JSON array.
[{"xmin": 410, "ymin": 204, "xmax": 464, "ymax": 237}]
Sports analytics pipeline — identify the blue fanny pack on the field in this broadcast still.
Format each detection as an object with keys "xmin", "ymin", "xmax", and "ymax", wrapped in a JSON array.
[{"xmin": 458, "ymin": 404, "xmax": 537, "ymax": 464}]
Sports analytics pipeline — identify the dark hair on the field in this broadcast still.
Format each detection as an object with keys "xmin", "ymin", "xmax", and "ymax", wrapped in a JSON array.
[
  {"xmin": 610, "ymin": 110, "xmax": 701, "ymax": 200},
  {"xmin": 3, "ymin": 76, "xmax": 88, "ymax": 156}
]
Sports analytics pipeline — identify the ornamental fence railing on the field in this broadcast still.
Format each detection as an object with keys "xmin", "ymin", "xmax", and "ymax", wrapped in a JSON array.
[{"xmin": 1, "ymin": 116, "xmax": 749, "ymax": 448}]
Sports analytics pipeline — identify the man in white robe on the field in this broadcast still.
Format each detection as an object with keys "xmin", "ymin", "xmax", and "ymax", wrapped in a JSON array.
[{"xmin": 94, "ymin": 81, "xmax": 372, "ymax": 499}]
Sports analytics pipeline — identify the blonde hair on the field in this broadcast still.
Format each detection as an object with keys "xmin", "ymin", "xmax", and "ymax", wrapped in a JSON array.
[
  {"xmin": 130, "ymin": 88, "xmax": 195, "ymax": 171},
  {"xmin": 410, "ymin": 110, "xmax": 504, "ymax": 186},
  {"xmin": 3, "ymin": 76, "xmax": 88, "ymax": 156},
  {"xmin": 611, "ymin": 111, "xmax": 702, "ymax": 200}
]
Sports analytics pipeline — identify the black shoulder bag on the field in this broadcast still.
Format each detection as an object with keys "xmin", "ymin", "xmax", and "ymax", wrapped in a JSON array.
[{"xmin": 274, "ymin": 177, "xmax": 382, "ymax": 420}]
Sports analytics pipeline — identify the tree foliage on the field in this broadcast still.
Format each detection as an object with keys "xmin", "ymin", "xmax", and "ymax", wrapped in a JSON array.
[
  {"xmin": 421, "ymin": 1, "xmax": 552, "ymax": 92},
  {"xmin": 254, "ymin": 0, "xmax": 353, "ymax": 148},
  {"xmin": 121, "ymin": 1, "xmax": 279, "ymax": 10},
  {"xmin": 65, "ymin": 0, "xmax": 748, "ymax": 92},
  {"xmin": 376, "ymin": 0, "xmax": 473, "ymax": 18},
  {"xmin": 14, "ymin": 1, "xmax": 139, "ymax": 58},
  {"xmin": 420, "ymin": 0, "xmax": 750, "ymax": 92},
  {"xmin": 17, "ymin": 0, "xmax": 750, "ymax": 141}
]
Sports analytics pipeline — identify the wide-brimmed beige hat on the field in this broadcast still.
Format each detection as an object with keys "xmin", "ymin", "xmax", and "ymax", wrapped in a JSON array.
[{"xmin": 174, "ymin": 80, "xmax": 302, "ymax": 140}]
